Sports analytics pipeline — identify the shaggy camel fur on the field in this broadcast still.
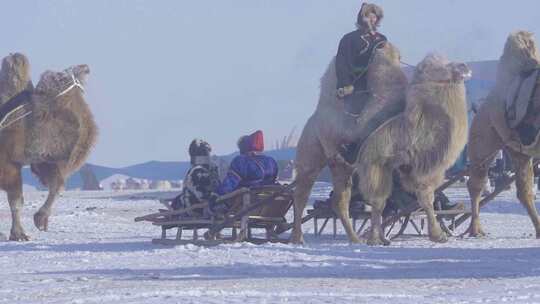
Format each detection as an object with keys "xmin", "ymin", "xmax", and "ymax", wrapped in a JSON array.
[
  {"xmin": 291, "ymin": 42, "xmax": 408, "ymax": 244},
  {"xmin": 356, "ymin": 54, "xmax": 470, "ymax": 245},
  {"xmin": 467, "ymin": 31, "xmax": 540, "ymax": 238},
  {"xmin": 0, "ymin": 53, "xmax": 32, "ymax": 105},
  {"xmin": 0, "ymin": 53, "xmax": 97, "ymax": 241}
]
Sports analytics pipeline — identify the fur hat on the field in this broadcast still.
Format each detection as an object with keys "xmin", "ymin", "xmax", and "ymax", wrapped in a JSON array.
[
  {"xmin": 189, "ymin": 139, "xmax": 212, "ymax": 158},
  {"xmin": 356, "ymin": 3, "xmax": 384, "ymax": 31}
]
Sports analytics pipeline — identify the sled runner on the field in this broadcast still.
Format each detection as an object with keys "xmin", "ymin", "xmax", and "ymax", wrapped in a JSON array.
[
  {"xmin": 135, "ymin": 184, "xmax": 294, "ymax": 246},
  {"xmin": 303, "ymin": 183, "xmax": 470, "ymax": 240}
]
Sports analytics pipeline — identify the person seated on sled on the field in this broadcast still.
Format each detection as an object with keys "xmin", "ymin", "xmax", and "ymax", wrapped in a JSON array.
[
  {"xmin": 170, "ymin": 139, "xmax": 221, "ymax": 217},
  {"xmin": 335, "ymin": 2, "xmax": 387, "ymax": 162},
  {"xmin": 210, "ymin": 130, "xmax": 279, "ymax": 214}
]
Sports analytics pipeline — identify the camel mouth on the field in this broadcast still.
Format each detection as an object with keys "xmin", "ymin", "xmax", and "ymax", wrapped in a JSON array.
[
  {"xmin": 449, "ymin": 63, "xmax": 472, "ymax": 82},
  {"xmin": 456, "ymin": 69, "xmax": 473, "ymax": 81},
  {"xmin": 69, "ymin": 64, "xmax": 90, "ymax": 85}
]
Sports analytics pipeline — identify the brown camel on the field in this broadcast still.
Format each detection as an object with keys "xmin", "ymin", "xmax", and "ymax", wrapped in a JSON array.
[
  {"xmin": 291, "ymin": 42, "xmax": 408, "ymax": 244},
  {"xmin": 467, "ymin": 31, "xmax": 540, "ymax": 238},
  {"xmin": 355, "ymin": 54, "xmax": 470, "ymax": 245},
  {"xmin": 0, "ymin": 53, "xmax": 97, "ymax": 241}
]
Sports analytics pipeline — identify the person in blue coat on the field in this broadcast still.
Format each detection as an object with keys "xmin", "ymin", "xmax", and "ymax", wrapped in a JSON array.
[{"xmin": 210, "ymin": 130, "xmax": 279, "ymax": 213}]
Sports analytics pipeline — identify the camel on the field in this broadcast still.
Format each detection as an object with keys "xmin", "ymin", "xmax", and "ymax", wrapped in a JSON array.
[
  {"xmin": 291, "ymin": 42, "xmax": 408, "ymax": 244},
  {"xmin": 467, "ymin": 31, "xmax": 540, "ymax": 238},
  {"xmin": 0, "ymin": 53, "xmax": 97, "ymax": 241},
  {"xmin": 355, "ymin": 54, "xmax": 470, "ymax": 245}
]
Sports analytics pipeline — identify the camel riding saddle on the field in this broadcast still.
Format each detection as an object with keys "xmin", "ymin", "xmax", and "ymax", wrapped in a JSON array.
[
  {"xmin": 0, "ymin": 90, "xmax": 33, "ymax": 131},
  {"xmin": 505, "ymin": 68, "xmax": 540, "ymax": 129}
]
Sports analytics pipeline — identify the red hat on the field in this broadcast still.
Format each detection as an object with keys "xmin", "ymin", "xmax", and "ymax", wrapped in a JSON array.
[{"xmin": 238, "ymin": 130, "xmax": 264, "ymax": 154}]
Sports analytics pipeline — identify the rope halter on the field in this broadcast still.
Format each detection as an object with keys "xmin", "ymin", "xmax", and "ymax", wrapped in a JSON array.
[{"xmin": 55, "ymin": 70, "xmax": 85, "ymax": 98}]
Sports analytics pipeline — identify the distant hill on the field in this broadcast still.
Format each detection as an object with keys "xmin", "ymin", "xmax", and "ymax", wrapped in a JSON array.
[{"xmin": 22, "ymin": 148, "xmax": 297, "ymax": 190}]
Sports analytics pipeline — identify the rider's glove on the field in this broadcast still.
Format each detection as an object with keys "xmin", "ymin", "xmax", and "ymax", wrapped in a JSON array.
[{"xmin": 337, "ymin": 85, "xmax": 354, "ymax": 99}]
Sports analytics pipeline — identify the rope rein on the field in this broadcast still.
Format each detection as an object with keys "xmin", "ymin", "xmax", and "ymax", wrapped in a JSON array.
[{"xmin": 400, "ymin": 60, "xmax": 416, "ymax": 68}]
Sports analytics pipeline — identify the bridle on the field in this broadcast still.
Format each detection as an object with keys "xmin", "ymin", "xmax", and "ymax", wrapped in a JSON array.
[{"xmin": 55, "ymin": 70, "xmax": 85, "ymax": 98}]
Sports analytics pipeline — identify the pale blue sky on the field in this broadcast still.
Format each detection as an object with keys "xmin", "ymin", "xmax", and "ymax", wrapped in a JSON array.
[{"xmin": 1, "ymin": 1, "xmax": 539, "ymax": 167}]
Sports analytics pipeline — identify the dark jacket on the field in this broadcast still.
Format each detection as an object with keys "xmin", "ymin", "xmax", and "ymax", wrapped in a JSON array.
[
  {"xmin": 217, "ymin": 153, "xmax": 278, "ymax": 195},
  {"xmin": 171, "ymin": 163, "xmax": 220, "ymax": 213},
  {"xmin": 335, "ymin": 29, "xmax": 387, "ymax": 91}
]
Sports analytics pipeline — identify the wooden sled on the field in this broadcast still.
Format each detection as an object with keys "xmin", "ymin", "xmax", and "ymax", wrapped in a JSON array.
[{"xmin": 135, "ymin": 184, "xmax": 294, "ymax": 246}]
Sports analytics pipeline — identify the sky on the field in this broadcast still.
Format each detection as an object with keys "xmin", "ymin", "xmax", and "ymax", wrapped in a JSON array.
[{"xmin": 1, "ymin": 1, "xmax": 539, "ymax": 167}]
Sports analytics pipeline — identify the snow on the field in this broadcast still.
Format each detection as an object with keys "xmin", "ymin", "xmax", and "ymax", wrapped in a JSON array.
[{"xmin": 1, "ymin": 185, "xmax": 540, "ymax": 303}]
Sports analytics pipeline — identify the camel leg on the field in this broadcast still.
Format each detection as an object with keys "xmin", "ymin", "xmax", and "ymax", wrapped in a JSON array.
[
  {"xmin": 416, "ymin": 185, "xmax": 447, "ymax": 243},
  {"xmin": 291, "ymin": 164, "xmax": 324, "ymax": 244},
  {"xmin": 358, "ymin": 163, "xmax": 393, "ymax": 246},
  {"xmin": 467, "ymin": 104, "xmax": 503, "ymax": 237},
  {"xmin": 467, "ymin": 160, "xmax": 492, "ymax": 237},
  {"xmin": 329, "ymin": 162, "xmax": 361, "ymax": 243},
  {"xmin": 291, "ymin": 118, "xmax": 327, "ymax": 244},
  {"xmin": 3, "ymin": 164, "xmax": 29, "ymax": 241},
  {"xmin": 507, "ymin": 150, "xmax": 540, "ymax": 238},
  {"xmin": 32, "ymin": 163, "xmax": 65, "ymax": 231},
  {"xmin": 366, "ymin": 198, "xmax": 389, "ymax": 246}
]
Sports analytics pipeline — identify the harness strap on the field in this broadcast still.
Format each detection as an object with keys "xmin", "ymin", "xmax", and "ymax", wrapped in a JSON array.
[
  {"xmin": 0, "ymin": 90, "xmax": 33, "ymax": 131},
  {"xmin": 56, "ymin": 72, "xmax": 85, "ymax": 98}
]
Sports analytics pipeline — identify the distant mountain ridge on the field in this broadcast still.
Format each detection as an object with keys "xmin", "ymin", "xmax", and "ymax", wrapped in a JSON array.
[{"xmin": 22, "ymin": 148, "xmax": 297, "ymax": 189}]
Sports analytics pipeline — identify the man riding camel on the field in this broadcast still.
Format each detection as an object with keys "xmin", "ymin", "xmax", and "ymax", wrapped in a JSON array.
[
  {"xmin": 335, "ymin": 2, "xmax": 388, "ymax": 162},
  {"xmin": 336, "ymin": 2, "xmax": 386, "ymax": 113}
]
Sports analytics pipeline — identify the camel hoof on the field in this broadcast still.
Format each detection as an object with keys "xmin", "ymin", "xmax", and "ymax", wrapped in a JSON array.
[
  {"xmin": 429, "ymin": 233, "xmax": 448, "ymax": 243},
  {"xmin": 367, "ymin": 237, "xmax": 389, "ymax": 246},
  {"xmin": 350, "ymin": 237, "xmax": 365, "ymax": 244},
  {"xmin": 469, "ymin": 230, "xmax": 486, "ymax": 238},
  {"xmin": 469, "ymin": 225, "xmax": 486, "ymax": 238},
  {"xmin": 33, "ymin": 212, "xmax": 49, "ymax": 231},
  {"xmin": 9, "ymin": 231, "xmax": 30, "ymax": 241},
  {"xmin": 290, "ymin": 233, "xmax": 305, "ymax": 245}
]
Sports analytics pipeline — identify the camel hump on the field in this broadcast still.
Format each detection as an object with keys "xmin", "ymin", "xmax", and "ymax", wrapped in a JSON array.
[{"xmin": 505, "ymin": 68, "xmax": 540, "ymax": 128}]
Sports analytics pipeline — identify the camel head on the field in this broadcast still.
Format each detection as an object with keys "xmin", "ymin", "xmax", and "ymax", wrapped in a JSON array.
[
  {"xmin": 0, "ymin": 53, "xmax": 32, "ymax": 103},
  {"xmin": 371, "ymin": 42, "xmax": 401, "ymax": 67},
  {"xmin": 35, "ymin": 64, "xmax": 90, "ymax": 98},
  {"xmin": 501, "ymin": 31, "xmax": 540, "ymax": 75},
  {"xmin": 411, "ymin": 54, "xmax": 471, "ymax": 84}
]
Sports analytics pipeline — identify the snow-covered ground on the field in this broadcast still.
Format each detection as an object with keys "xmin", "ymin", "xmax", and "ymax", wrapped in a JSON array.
[{"xmin": 1, "ymin": 184, "xmax": 540, "ymax": 304}]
